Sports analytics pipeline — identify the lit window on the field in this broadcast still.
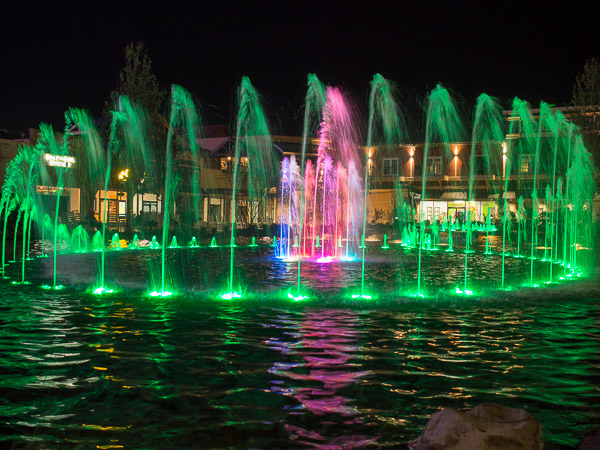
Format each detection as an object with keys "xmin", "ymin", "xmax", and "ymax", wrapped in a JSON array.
[
  {"xmin": 520, "ymin": 155, "xmax": 532, "ymax": 173},
  {"xmin": 426, "ymin": 156, "xmax": 442, "ymax": 175},
  {"xmin": 383, "ymin": 158, "xmax": 399, "ymax": 176}
]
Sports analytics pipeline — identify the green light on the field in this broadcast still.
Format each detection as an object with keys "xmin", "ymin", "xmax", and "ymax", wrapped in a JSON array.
[
  {"xmin": 149, "ymin": 291, "xmax": 173, "ymax": 297},
  {"xmin": 381, "ymin": 234, "xmax": 389, "ymax": 249},
  {"xmin": 41, "ymin": 284, "xmax": 65, "ymax": 290},
  {"xmin": 287, "ymin": 291, "xmax": 308, "ymax": 301},
  {"xmin": 455, "ymin": 287, "xmax": 474, "ymax": 296},
  {"xmin": 92, "ymin": 286, "xmax": 115, "ymax": 295},
  {"xmin": 351, "ymin": 293, "xmax": 372, "ymax": 299},
  {"xmin": 220, "ymin": 291, "xmax": 242, "ymax": 300},
  {"xmin": 11, "ymin": 281, "xmax": 31, "ymax": 285}
]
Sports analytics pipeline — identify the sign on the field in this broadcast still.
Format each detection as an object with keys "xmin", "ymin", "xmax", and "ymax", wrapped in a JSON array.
[{"xmin": 43, "ymin": 153, "xmax": 76, "ymax": 168}]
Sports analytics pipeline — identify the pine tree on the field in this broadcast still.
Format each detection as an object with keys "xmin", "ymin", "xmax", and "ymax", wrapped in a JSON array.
[
  {"xmin": 571, "ymin": 57, "xmax": 600, "ymax": 166},
  {"xmin": 105, "ymin": 41, "xmax": 166, "ymax": 117}
]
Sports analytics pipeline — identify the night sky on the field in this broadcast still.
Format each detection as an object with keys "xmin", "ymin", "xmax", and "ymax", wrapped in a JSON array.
[{"xmin": 1, "ymin": 1, "xmax": 598, "ymax": 136}]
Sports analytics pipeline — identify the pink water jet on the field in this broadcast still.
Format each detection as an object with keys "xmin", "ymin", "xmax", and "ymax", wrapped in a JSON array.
[{"xmin": 280, "ymin": 87, "xmax": 364, "ymax": 261}]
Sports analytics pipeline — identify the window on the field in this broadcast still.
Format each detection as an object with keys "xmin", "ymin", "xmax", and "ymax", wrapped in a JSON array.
[
  {"xmin": 118, "ymin": 200, "xmax": 126, "ymax": 218},
  {"xmin": 426, "ymin": 156, "xmax": 442, "ymax": 175},
  {"xmin": 142, "ymin": 200, "xmax": 159, "ymax": 213},
  {"xmin": 220, "ymin": 158, "xmax": 231, "ymax": 172},
  {"xmin": 520, "ymin": 155, "xmax": 533, "ymax": 173},
  {"xmin": 383, "ymin": 158, "xmax": 399, "ymax": 176}
]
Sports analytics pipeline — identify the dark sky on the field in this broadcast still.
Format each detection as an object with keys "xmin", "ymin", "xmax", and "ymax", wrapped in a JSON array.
[{"xmin": 1, "ymin": 1, "xmax": 598, "ymax": 135}]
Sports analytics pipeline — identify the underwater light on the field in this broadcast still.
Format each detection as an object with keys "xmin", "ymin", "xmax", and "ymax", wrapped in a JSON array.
[
  {"xmin": 149, "ymin": 291, "xmax": 173, "ymax": 297},
  {"xmin": 93, "ymin": 287, "xmax": 115, "ymax": 295},
  {"xmin": 317, "ymin": 256, "xmax": 334, "ymax": 264},
  {"xmin": 220, "ymin": 291, "xmax": 242, "ymax": 300},
  {"xmin": 351, "ymin": 293, "xmax": 372, "ymax": 299},
  {"xmin": 41, "ymin": 284, "xmax": 65, "ymax": 290},
  {"xmin": 287, "ymin": 292, "xmax": 308, "ymax": 301},
  {"xmin": 455, "ymin": 287, "xmax": 474, "ymax": 295}
]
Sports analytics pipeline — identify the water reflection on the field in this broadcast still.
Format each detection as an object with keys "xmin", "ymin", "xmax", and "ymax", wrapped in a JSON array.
[
  {"xmin": 0, "ymin": 277, "xmax": 599, "ymax": 447},
  {"xmin": 268, "ymin": 308, "xmax": 376, "ymax": 447}
]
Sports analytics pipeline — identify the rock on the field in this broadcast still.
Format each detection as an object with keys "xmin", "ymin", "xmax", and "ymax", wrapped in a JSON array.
[
  {"xmin": 576, "ymin": 426, "xmax": 600, "ymax": 450},
  {"xmin": 408, "ymin": 403, "xmax": 542, "ymax": 449}
]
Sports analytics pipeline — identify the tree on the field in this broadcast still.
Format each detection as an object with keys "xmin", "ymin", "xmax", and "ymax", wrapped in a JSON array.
[
  {"xmin": 104, "ymin": 41, "xmax": 168, "ymax": 234},
  {"xmin": 571, "ymin": 57, "xmax": 600, "ymax": 166},
  {"xmin": 105, "ymin": 41, "xmax": 167, "ymax": 117}
]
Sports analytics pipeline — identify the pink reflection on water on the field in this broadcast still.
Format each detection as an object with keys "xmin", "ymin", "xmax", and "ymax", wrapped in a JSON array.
[
  {"xmin": 285, "ymin": 423, "xmax": 378, "ymax": 449},
  {"xmin": 267, "ymin": 308, "xmax": 377, "ymax": 447}
]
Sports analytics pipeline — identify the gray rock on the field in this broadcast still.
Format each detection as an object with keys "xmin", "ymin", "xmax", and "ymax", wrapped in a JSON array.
[
  {"xmin": 408, "ymin": 403, "xmax": 542, "ymax": 449},
  {"xmin": 576, "ymin": 426, "xmax": 600, "ymax": 450}
]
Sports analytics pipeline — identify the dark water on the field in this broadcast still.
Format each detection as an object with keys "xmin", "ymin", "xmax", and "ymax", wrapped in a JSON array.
[{"xmin": 1, "ymin": 249, "xmax": 599, "ymax": 448}]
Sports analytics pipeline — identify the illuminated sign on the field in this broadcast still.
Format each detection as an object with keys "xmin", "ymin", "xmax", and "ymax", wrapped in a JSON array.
[{"xmin": 44, "ymin": 153, "xmax": 76, "ymax": 168}]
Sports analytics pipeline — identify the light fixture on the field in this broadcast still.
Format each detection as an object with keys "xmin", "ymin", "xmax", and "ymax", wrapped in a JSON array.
[{"xmin": 118, "ymin": 168, "xmax": 130, "ymax": 182}]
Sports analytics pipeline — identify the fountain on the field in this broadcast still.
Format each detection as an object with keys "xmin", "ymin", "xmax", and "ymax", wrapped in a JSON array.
[
  {"xmin": 0, "ymin": 75, "xmax": 596, "ymax": 301},
  {"xmin": 222, "ymin": 77, "xmax": 279, "ymax": 300}
]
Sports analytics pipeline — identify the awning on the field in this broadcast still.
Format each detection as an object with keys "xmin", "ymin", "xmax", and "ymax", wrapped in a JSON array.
[{"xmin": 440, "ymin": 192, "xmax": 467, "ymax": 200}]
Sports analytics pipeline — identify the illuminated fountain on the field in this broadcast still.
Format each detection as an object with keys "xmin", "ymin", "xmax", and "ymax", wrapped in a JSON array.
[
  {"xmin": 0, "ymin": 75, "xmax": 597, "ymax": 300},
  {"xmin": 279, "ymin": 86, "xmax": 363, "ymax": 264}
]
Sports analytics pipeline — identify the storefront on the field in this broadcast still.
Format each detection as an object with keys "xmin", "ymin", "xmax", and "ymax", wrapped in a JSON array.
[{"xmin": 419, "ymin": 196, "xmax": 498, "ymax": 223}]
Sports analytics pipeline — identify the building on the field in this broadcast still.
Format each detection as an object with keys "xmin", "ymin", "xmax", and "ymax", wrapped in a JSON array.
[{"xmin": 3, "ymin": 103, "xmax": 598, "ymax": 236}]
